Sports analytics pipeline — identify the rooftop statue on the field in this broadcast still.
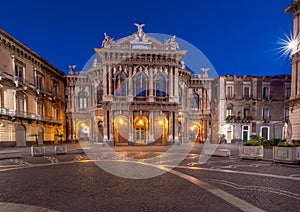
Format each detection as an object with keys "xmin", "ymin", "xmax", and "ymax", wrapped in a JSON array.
[
  {"xmin": 67, "ymin": 65, "xmax": 76, "ymax": 74},
  {"xmin": 101, "ymin": 32, "xmax": 115, "ymax": 48},
  {"xmin": 131, "ymin": 23, "xmax": 151, "ymax": 44},
  {"xmin": 164, "ymin": 35, "xmax": 179, "ymax": 50}
]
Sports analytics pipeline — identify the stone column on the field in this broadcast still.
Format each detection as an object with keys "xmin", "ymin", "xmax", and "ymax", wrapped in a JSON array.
[
  {"xmin": 169, "ymin": 67, "xmax": 173, "ymax": 98},
  {"xmin": 149, "ymin": 67, "xmax": 154, "ymax": 101},
  {"xmin": 174, "ymin": 67, "xmax": 179, "ymax": 102},
  {"xmin": 174, "ymin": 111, "xmax": 179, "ymax": 143},
  {"xmin": 128, "ymin": 66, "xmax": 133, "ymax": 101},
  {"xmin": 103, "ymin": 109, "xmax": 108, "ymax": 142},
  {"xmin": 103, "ymin": 64, "xmax": 107, "ymax": 97},
  {"xmin": 148, "ymin": 112, "xmax": 154, "ymax": 144},
  {"xmin": 108, "ymin": 65, "xmax": 112, "ymax": 96},
  {"xmin": 128, "ymin": 111, "xmax": 133, "ymax": 144}
]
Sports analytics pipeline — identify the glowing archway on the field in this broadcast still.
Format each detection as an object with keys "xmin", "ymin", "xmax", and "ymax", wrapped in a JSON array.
[
  {"xmin": 133, "ymin": 116, "xmax": 148, "ymax": 145},
  {"xmin": 189, "ymin": 122, "xmax": 202, "ymax": 143},
  {"xmin": 154, "ymin": 116, "xmax": 168, "ymax": 145},
  {"xmin": 75, "ymin": 121, "xmax": 90, "ymax": 141},
  {"xmin": 114, "ymin": 115, "xmax": 129, "ymax": 145}
]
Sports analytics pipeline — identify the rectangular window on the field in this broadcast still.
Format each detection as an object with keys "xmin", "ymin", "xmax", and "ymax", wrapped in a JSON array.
[
  {"xmin": 53, "ymin": 107, "xmax": 58, "ymax": 119},
  {"xmin": 226, "ymin": 108, "xmax": 233, "ymax": 116},
  {"xmin": 263, "ymin": 108, "xmax": 269, "ymax": 120},
  {"xmin": 37, "ymin": 103, "xmax": 43, "ymax": 116},
  {"xmin": 17, "ymin": 97, "xmax": 24, "ymax": 112},
  {"xmin": 227, "ymin": 86, "xmax": 233, "ymax": 97},
  {"xmin": 263, "ymin": 87, "xmax": 269, "ymax": 99},
  {"xmin": 53, "ymin": 83, "xmax": 58, "ymax": 98},
  {"xmin": 36, "ymin": 75, "xmax": 43, "ymax": 90},
  {"xmin": 243, "ymin": 87, "xmax": 250, "ymax": 98},
  {"xmin": 285, "ymin": 87, "xmax": 291, "ymax": 99},
  {"xmin": 244, "ymin": 108, "xmax": 250, "ymax": 118},
  {"xmin": 79, "ymin": 97, "xmax": 87, "ymax": 109},
  {"xmin": 15, "ymin": 64, "xmax": 24, "ymax": 83}
]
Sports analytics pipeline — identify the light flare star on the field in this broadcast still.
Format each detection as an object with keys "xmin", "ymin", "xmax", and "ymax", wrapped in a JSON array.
[{"xmin": 277, "ymin": 33, "xmax": 299, "ymax": 57}]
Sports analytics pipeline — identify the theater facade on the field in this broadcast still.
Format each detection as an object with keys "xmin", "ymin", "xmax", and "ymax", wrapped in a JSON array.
[{"xmin": 65, "ymin": 24, "xmax": 213, "ymax": 145}]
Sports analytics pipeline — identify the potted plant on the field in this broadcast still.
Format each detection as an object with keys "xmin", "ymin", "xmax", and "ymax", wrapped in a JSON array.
[
  {"xmin": 30, "ymin": 133, "xmax": 45, "ymax": 157},
  {"xmin": 239, "ymin": 136, "xmax": 264, "ymax": 159},
  {"xmin": 273, "ymin": 141, "xmax": 300, "ymax": 163},
  {"xmin": 54, "ymin": 133, "xmax": 67, "ymax": 155}
]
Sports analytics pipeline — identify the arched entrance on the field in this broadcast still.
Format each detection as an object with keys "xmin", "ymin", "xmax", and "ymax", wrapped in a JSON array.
[
  {"xmin": 189, "ymin": 122, "xmax": 202, "ymax": 143},
  {"xmin": 134, "ymin": 116, "xmax": 148, "ymax": 145},
  {"xmin": 98, "ymin": 121, "xmax": 104, "ymax": 143},
  {"xmin": 16, "ymin": 124, "xmax": 26, "ymax": 147},
  {"xmin": 76, "ymin": 121, "xmax": 90, "ymax": 141},
  {"xmin": 38, "ymin": 128, "xmax": 44, "ymax": 145},
  {"xmin": 114, "ymin": 115, "xmax": 129, "ymax": 145},
  {"xmin": 154, "ymin": 116, "xmax": 168, "ymax": 145}
]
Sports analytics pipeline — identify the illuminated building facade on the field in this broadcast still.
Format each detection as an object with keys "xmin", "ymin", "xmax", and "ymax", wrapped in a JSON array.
[
  {"xmin": 213, "ymin": 75, "xmax": 291, "ymax": 143},
  {"xmin": 65, "ymin": 25, "xmax": 212, "ymax": 145},
  {"xmin": 0, "ymin": 28, "xmax": 65, "ymax": 147},
  {"xmin": 286, "ymin": 1, "xmax": 300, "ymax": 141}
]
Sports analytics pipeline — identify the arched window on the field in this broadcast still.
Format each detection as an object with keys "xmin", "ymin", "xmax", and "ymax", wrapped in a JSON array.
[
  {"xmin": 191, "ymin": 93, "xmax": 199, "ymax": 110},
  {"xmin": 115, "ymin": 74, "xmax": 126, "ymax": 96},
  {"xmin": 135, "ymin": 74, "xmax": 147, "ymax": 97},
  {"xmin": 97, "ymin": 85, "xmax": 103, "ymax": 104},
  {"xmin": 78, "ymin": 91, "xmax": 88, "ymax": 109},
  {"xmin": 155, "ymin": 74, "xmax": 166, "ymax": 97}
]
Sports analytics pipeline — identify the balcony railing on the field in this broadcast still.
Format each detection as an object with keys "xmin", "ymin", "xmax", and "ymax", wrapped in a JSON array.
[
  {"xmin": 225, "ymin": 115, "xmax": 253, "ymax": 123},
  {"xmin": 0, "ymin": 108, "xmax": 62, "ymax": 124}
]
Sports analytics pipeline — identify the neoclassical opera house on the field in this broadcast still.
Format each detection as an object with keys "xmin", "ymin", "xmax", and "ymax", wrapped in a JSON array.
[{"xmin": 65, "ymin": 24, "xmax": 212, "ymax": 145}]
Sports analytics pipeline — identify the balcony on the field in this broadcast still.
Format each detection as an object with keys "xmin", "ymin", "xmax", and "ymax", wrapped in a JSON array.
[
  {"xmin": 226, "ymin": 94, "xmax": 235, "ymax": 100},
  {"xmin": 225, "ymin": 115, "xmax": 253, "ymax": 123},
  {"xmin": 155, "ymin": 97, "xmax": 168, "ymax": 102},
  {"xmin": 0, "ymin": 108, "xmax": 62, "ymax": 124}
]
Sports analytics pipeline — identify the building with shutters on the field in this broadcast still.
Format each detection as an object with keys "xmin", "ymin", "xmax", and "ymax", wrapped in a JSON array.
[{"xmin": 0, "ymin": 28, "xmax": 65, "ymax": 147}]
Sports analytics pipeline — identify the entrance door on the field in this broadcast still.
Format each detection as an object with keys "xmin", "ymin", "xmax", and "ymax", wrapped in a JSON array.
[
  {"xmin": 242, "ymin": 126, "xmax": 249, "ymax": 142},
  {"xmin": 133, "ymin": 116, "xmax": 148, "ymax": 145},
  {"xmin": 261, "ymin": 127, "xmax": 269, "ymax": 140},
  {"xmin": 38, "ymin": 128, "xmax": 44, "ymax": 145},
  {"xmin": 16, "ymin": 125, "xmax": 26, "ymax": 147},
  {"xmin": 98, "ymin": 122, "xmax": 104, "ymax": 142},
  {"xmin": 154, "ymin": 117, "xmax": 168, "ymax": 145}
]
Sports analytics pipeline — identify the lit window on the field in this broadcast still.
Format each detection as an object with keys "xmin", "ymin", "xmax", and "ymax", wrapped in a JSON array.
[
  {"xmin": 227, "ymin": 86, "xmax": 233, "ymax": 97},
  {"xmin": 226, "ymin": 108, "xmax": 233, "ymax": 116},
  {"xmin": 136, "ymin": 74, "xmax": 146, "ymax": 97},
  {"xmin": 155, "ymin": 74, "xmax": 166, "ymax": 97},
  {"xmin": 115, "ymin": 74, "xmax": 127, "ymax": 96},
  {"xmin": 78, "ymin": 91, "xmax": 88, "ymax": 109}
]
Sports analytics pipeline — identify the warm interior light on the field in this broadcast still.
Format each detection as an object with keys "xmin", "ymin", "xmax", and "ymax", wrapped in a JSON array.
[
  {"xmin": 119, "ymin": 118, "xmax": 124, "ymax": 125},
  {"xmin": 159, "ymin": 120, "xmax": 164, "ymax": 125},
  {"xmin": 138, "ymin": 119, "xmax": 144, "ymax": 125},
  {"xmin": 190, "ymin": 125, "xmax": 196, "ymax": 131}
]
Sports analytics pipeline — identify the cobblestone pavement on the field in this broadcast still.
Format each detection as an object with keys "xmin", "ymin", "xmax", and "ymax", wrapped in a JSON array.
[{"xmin": 0, "ymin": 144, "xmax": 299, "ymax": 211}]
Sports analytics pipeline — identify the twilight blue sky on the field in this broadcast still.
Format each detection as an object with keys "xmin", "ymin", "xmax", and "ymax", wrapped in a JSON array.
[{"xmin": 0, "ymin": 0, "xmax": 294, "ymax": 76}]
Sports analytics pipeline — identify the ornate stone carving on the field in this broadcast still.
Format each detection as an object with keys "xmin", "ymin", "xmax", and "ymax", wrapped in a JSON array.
[
  {"xmin": 101, "ymin": 33, "xmax": 115, "ymax": 48},
  {"xmin": 164, "ymin": 35, "xmax": 179, "ymax": 50},
  {"xmin": 130, "ymin": 23, "xmax": 152, "ymax": 44}
]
